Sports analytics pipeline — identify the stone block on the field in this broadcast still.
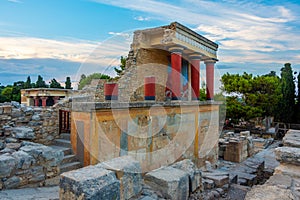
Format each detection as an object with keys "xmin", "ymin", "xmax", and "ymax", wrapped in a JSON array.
[
  {"xmin": 96, "ymin": 156, "xmax": 142, "ymax": 200},
  {"xmin": 4, "ymin": 176, "xmax": 21, "ymax": 189},
  {"xmin": 0, "ymin": 154, "xmax": 16, "ymax": 178},
  {"xmin": 2, "ymin": 106, "xmax": 12, "ymax": 114},
  {"xmin": 283, "ymin": 130, "xmax": 300, "ymax": 148},
  {"xmin": 12, "ymin": 150, "xmax": 36, "ymax": 169},
  {"xmin": 171, "ymin": 159, "xmax": 202, "ymax": 192},
  {"xmin": 202, "ymin": 171, "xmax": 229, "ymax": 187},
  {"xmin": 275, "ymin": 147, "xmax": 300, "ymax": 165},
  {"xmin": 145, "ymin": 166, "xmax": 189, "ymax": 200},
  {"xmin": 245, "ymin": 185, "xmax": 295, "ymax": 200},
  {"xmin": 12, "ymin": 126, "xmax": 35, "ymax": 140},
  {"xmin": 60, "ymin": 165, "xmax": 120, "ymax": 200}
]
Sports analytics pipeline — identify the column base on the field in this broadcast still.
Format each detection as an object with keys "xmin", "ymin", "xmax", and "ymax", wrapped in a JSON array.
[
  {"xmin": 145, "ymin": 96, "xmax": 155, "ymax": 101},
  {"xmin": 171, "ymin": 97, "xmax": 181, "ymax": 100}
]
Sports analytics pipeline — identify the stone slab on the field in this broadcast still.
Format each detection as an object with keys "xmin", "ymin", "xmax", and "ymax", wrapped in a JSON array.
[
  {"xmin": 275, "ymin": 147, "xmax": 300, "ymax": 166},
  {"xmin": 171, "ymin": 159, "xmax": 202, "ymax": 192},
  {"xmin": 245, "ymin": 185, "xmax": 295, "ymax": 200},
  {"xmin": 60, "ymin": 165, "xmax": 120, "ymax": 200},
  {"xmin": 145, "ymin": 166, "xmax": 189, "ymax": 200},
  {"xmin": 96, "ymin": 156, "xmax": 142, "ymax": 200}
]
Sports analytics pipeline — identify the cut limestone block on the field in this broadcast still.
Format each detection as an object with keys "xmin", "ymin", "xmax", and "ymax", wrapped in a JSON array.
[
  {"xmin": 275, "ymin": 147, "xmax": 300, "ymax": 166},
  {"xmin": 96, "ymin": 156, "xmax": 142, "ymax": 200},
  {"xmin": 283, "ymin": 130, "xmax": 300, "ymax": 148},
  {"xmin": 145, "ymin": 166, "xmax": 189, "ymax": 200},
  {"xmin": 202, "ymin": 171, "xmax": 229, "ymax": 188},
  {"xmin": 59, "ymin": 165, "xmax": 120, "ymax": 200},
  {"xmin": 171, "ymin": 159, "xmax": 202, "ymax": 192},
  {"xmin": 245, "ymin": 185, "xmax": 295, "ymax": 200}
]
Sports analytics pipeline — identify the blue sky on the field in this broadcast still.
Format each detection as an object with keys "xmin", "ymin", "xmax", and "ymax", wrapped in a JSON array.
[{"xmin": 1, "ymin": 0, "xmax": 300, "ymax": 87}]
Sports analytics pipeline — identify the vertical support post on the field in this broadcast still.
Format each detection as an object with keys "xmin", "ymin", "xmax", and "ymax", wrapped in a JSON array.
[
  {"xmin": 34, "ymin": 97, "xmax": 39, "ymax": 107},
  {"xmin": 104, "ymin": 83, "xmax": 118, "ymax": 101},
  {"xmin": 170, "ymin": 47, "xmax": 183, "ymax": 100},
  {"xmin": 190, "ymin": 55, "xmax": 201, "ymax": 100},
  {"xmin": 205, "ymin": 60, "xmax": 216, "ymax": 100},
  {"xmin": 144, "ymin": 76, "xmax": 156, "ymax": 100},
  {"xmin": 41, "ymin": 97, "xmax": 48, "ymax": 107}
]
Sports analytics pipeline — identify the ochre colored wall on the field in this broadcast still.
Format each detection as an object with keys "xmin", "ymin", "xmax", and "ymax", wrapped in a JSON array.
[{"xmin": 71, "ymin": 104, "xmax": 219, "ymax": 172}]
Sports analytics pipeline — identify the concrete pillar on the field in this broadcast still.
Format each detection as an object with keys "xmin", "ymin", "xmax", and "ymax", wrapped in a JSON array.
[
  {"xmin": 34, "ymin": 97, "xmax": 39, "ymax": 107},
  {"xmin": 41, "ymin": 97, "xmax": 48, "ymax": 107},
  {"xmin": 170, "ymin": 47, "xmax": 183, "ymax": 100},
  {"xmin": 205, "ymin": 60, "xmax": 216, "ymax": 100},
  {"xmin": 190, "ymin": 55, "xmax": 201, "ymax": 100},
  {"xmin": 144, "ymin": 76, "xmax": 155, "ymax": 100}
]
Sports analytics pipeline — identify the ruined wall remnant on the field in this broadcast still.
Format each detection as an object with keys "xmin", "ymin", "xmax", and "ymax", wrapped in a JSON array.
[{"xmin": 245, "ymin": 129, "xmax": 300, "ymax": 199}]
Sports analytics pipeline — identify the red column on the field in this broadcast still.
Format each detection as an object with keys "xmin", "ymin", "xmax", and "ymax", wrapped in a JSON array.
[
  {"xmin": 144, "ymin": 76, "xmax": 155, "ymax": 100},
  {"xmin": 190, "ymin": 56, "xmax": 201, "ymax": 100},
  {"xmin": 34, "ymin": 97, "xmax": 39, "ymax": 107},
  {"xmin": 104, "ymin": 83, "xmax": 118, "ymax": 100},
  {"xmin": 41, "ymin": 97, "xmax": 48, "ymax": 107},
  {"xmin": 170, "ymin": 48, "xmax": 183, "ymax": 100},
  {"xmin": 53, "ymin": 96, "xmax": 60, "ymax": 104},
  {"xmin": 205, "ymin": 60, "xmax": 216, "ymax": 100}
]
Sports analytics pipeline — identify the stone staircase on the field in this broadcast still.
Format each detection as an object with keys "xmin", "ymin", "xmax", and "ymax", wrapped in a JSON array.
[{"xmin": 50, "ymin": 133, "xmax": 82, "ymax": 174}]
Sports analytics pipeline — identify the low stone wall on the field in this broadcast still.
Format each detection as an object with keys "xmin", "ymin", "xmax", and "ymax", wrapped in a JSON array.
[
  {"xmin": 0, "ymin": 102, "xmax": 60, "ymax": 145},
  {"xmin": 0, "ymin": 141, "xmax": 63, "ymax": 190}
]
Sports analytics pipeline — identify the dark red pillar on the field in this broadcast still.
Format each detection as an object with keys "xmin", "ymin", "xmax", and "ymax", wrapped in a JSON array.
[
  {"xmin": 144, "ymin": 76, "xmax": 155, "ymax": 100},
  {"xmin": 34, "ymin": 97, "xmax": 39, "ymax": 107},
  {"xmin": 205, "ymin": 60, "xmax": 216, "ymax": 100},
  {"xmin": 41, "ymin": 97, "xmax": 48, "ymax": 107},
  {"xmin": 104, "ymin": 83, "xmax": 118, "ymax": 100},
  {"xmin": 170, "ymin": 48, "xmax": 183, "ymax": 100},
  {"xmin": 190, "ymin": 56, "xmax": 201, "ymax": 100},
  {"xmin": 53, "ymin": 96, "xmax": 60, "ymax": 104}
]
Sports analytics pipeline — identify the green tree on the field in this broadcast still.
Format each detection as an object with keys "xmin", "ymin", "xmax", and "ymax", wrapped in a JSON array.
[
  {"xmin": 114, "ymin": 56, "xmax": 127, "ymax": 77},
  {"xmin": 49, "ymin": 78, "xmax": 63, "ymax": 88},
  {"xmin": 65, "ymin": 77, "xmax": 72, "ymax": 89},
  {"xmin": 295, "ymin": 71, "xmax": 300, "ymax": 123},
  {"xmin": 24, "ymin": 76, "xmax": 32, "ymax": 89},
  {"xmin": 12, "ymin": 81, "xmax": 25, "ymax": 102},
  {"xmin": 78, "ymin": 73, "xmax": 111, "ymax": 90},
  {"xmin": 1, "ymin": 86, "xmax": 13, "ymax": 101},
  {"xmin": 199, "ymin": 81, "xmax": 206, "ymax": 101},
  {"xmin": 35, "ymin": 75, "xmax": 48, "ymax": 88},
  {"xmin": 221, "ymin": 72, "xmax": 282, "ymax": 121},
  {"xmin": 278, "ymin": 63, "xmax": 295, "ymax": 122}
]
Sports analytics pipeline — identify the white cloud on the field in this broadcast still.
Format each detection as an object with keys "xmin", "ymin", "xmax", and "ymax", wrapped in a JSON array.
[
  {"xmin": 92, "ymin": 0, "xmax": 300, "ymax": 65},
  {"xmin": 134, "ymin": 16, "xmax": 150, "ymax": 21},
  {"xmin": 7, "ymin": 0, "xmax": 22, "ymax": 3}
]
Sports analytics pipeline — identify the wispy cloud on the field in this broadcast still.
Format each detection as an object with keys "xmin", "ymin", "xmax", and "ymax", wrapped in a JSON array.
[
  {"xmin": 134, "ymin": 16, "xmax": 150, "ymax": 21},
  {"xmin": 92, "ymin": 0, "xmax": 300, "ymax": 66},
  {"xmin": 7, "ymin": 0, "xmax": 22, "ymax": 3}
]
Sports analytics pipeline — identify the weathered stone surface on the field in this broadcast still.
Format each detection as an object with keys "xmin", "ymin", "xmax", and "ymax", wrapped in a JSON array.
[
  {"xmin": 60, "ymin": 165, "xmax": 120, "ymax": 200},
  {"xmin": 0, "ymin": 140, "xmax": 5, "ymax": 150},
  {"xmin": 12, "ymin": 127, "xmax": 35, "ymax": 140},
  {"xmin": 96, "ymin": 156, "xmax": 142, "ymax": 199},
  {"xmin": 0, "ymin": 154, "xmax": 16, "ymax": 178},
  {"xmin": 145, "ymin": 166, "xmax": 189, "ymax": 200},
  {"xmin": 266, "ymin": 174, "xmax": 292, "ymax": 189},
  {"xmin": 12, "ymin": 150, "xmax": 35, "ymax": 169},
  {"xmin": 4, "ymin": 176, "xmax": 21, "ymax": 189},
  {"xmin": 275, "ymin": 147, "xmax": 300, "ymax": 166},
  {"xmin": 283, "ymin": 130, "xmax": 300, "ymax": 148},
  {"xmin": 275, "ymin": 163, "xmax": 300, "ymax": 179},
  {"xmin": 171, "ymin": 159, "xmax": 202, "ymax": 192},
  {"xmin": 202, "ymin": 174, "xmax": 229, "ymax": 188},
  {"xmin": 245, "ymin": 185, "xmax": 295, "ymax": 200}
]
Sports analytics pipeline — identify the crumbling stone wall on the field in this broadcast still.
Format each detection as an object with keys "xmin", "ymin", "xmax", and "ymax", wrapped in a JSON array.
[
  {"xmin": 0, "ymin": 101, "xmax": 70, "ymax": 145},
  {"xmin": 118, "ymin": 48, "xmax": 170, "ymax": 102}
]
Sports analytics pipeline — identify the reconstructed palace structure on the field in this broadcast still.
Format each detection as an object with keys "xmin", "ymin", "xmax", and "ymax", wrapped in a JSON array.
[{"xmin": 71, "ymin": 22, "xmax": 220, "ymax": 172}]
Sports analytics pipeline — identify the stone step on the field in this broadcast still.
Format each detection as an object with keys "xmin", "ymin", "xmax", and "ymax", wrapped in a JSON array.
[
  {"xmin": 60, "ymin": 133, "xmax": 71, "ymax": 140},
  {"xmin": 54, "ymin": 139, "xmax": 71, "ymax": 148},
  {"xmin": 60, "ymin": 162, "xmax": 82, "ymax": 174},
  {"xmin": 49, "ymin": 145, "xmax": 72, "ymax": 156},
  {"xmin": 62, "ymin": 154, "xmax": 78, "ymax": 164}
]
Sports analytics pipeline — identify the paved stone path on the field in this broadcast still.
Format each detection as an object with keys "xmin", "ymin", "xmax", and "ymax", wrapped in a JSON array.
[{"xmin": 0, "ymin": 186, "xmax": 59, "ymax": 200}]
